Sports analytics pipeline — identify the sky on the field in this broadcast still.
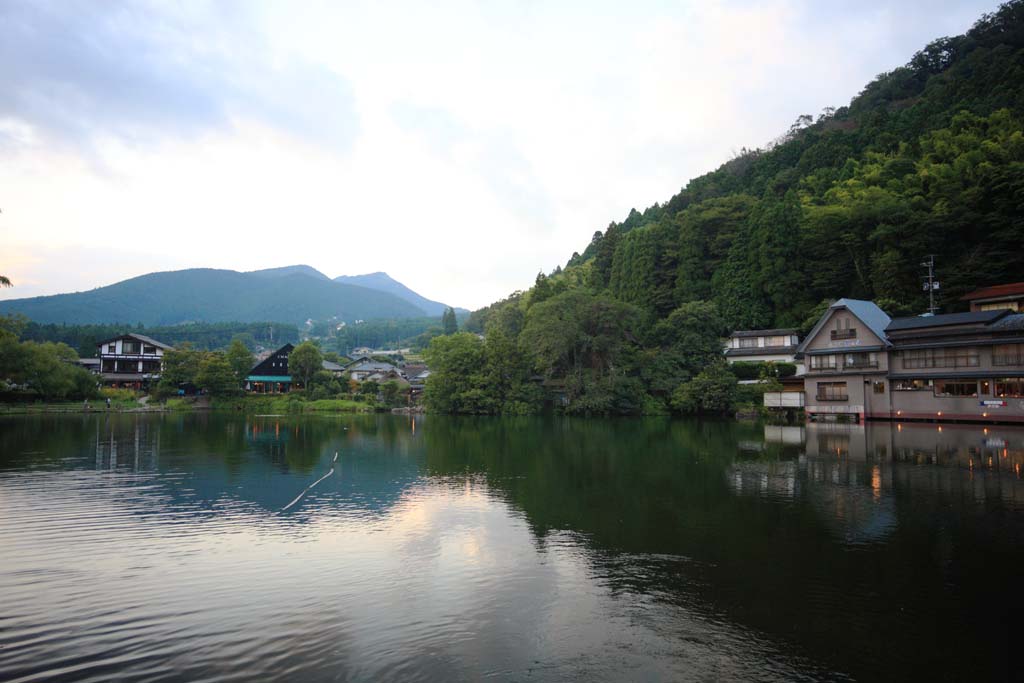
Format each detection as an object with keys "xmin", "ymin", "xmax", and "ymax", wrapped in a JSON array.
[{"xmin": 0, "ymin": 0, "xmax": 999, "ymax": 310}]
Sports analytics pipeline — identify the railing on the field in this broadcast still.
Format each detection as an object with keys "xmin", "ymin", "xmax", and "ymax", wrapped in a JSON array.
[
  {"xmin": 815, "ymin": 394, "xmax": 849, "ymax": 401},
  {"xmin": 764, "ymin": 392, "xmax": 805, "ymax": 408},
  {"xmin": 993, "ymin": 355, "xmax": 1024, "ymax": 366},
  {"xmin": 843, "ymin": 361, "xmax": 878, "ymax": 369},
  {"xmin": 830, "ymin": 329, "xmax": 857, "ymax": 340}
]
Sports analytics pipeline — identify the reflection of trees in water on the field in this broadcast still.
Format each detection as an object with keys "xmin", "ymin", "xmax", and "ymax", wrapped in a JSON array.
[{"xmin": 421, "ymin": 416, "xmax": 1021, "ymax": 682}]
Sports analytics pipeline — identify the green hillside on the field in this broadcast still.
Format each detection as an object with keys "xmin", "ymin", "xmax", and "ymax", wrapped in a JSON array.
[
  {"xmin": 0, "ymin": 268, "xmax": 425, "ymax": 325},
  {"xmin": 440, "ymin": 0, "xmax": 1024, "ymax": 416}
]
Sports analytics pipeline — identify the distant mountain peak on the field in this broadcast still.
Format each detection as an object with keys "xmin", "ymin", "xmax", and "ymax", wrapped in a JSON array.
[{"xmin": 248, "ymin": 264, "xmax": 330, "ymax": 281}]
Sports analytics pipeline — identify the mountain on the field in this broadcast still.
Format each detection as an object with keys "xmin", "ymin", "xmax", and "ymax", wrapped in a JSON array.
[
  {"xmin": 333, "ymin": 272, "xmax": 463, "ymax": 317},
  {"xmin": 0, "ymin": 267, "xmax": 432, "ymax": 325},
  {"xmin": 248, "ymin": 264, "xmax": 332, "ymax": 281},
  {"xmin": 535, "ymin": 0, "xmax": 1024, "ymax": 331}
]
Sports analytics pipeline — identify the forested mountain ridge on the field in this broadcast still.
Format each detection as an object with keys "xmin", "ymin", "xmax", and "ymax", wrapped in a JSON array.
[
  {"xmin": 548, "ymin": 0, "xmax": 1024, "ymax": 330},
  {"xmin": 435, "ymin": 1, "xmax": 1024, "ymax": 417},
  {"xmin": 0, "ymin": 267, "xmax": 446, "ymax": 325}
]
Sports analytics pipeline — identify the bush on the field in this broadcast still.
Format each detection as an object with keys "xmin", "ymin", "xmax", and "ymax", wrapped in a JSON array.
[
  {"xmin": 730, "ymin": 362, "xmax": 764, "ymax": 380},
  {"xmin": 671, "ymin": 364, "xmax": 739, "ymax": 415}
]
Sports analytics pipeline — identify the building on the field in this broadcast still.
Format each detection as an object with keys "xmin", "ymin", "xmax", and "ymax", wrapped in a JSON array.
[
  {"xmin": 345, "ymin": 358, "xmax": 400, "ymax": 382},
  {"xmin": 245, "ymin": 343, "xmax": 294, "ymax": 393},
  {"xmin": 724, "ymin": 328, "xmax": 802, "ymax": 371},
  {"xmin": 885, "ymin": 309, "xmax": 1024, "ymax": 423},
  {"xmin": 96, "ymin": 333, "xmax": 172, "ymax": 388},
  {"xmin": 961, "ymin": 281, "xmax": 1024, "ymax": 312},
  {"xmin": 797, "ymin": 299, "xmax": 892, "ymax": 422},
  {"xmin": 245, "ymin": 345, "xmax": 363, "ymax": 392}
]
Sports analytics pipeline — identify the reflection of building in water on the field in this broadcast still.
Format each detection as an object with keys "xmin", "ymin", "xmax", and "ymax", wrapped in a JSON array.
[
  {"xmin": 729, "ymin": 422, "xmax": 1024, "ymax": 542},
  {"xmin": 94, "ymin": 416, "xmax": 161, "ymax": 470}
]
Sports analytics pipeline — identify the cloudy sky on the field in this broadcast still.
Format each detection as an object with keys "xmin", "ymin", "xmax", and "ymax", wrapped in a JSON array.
[{"xmin": 0, "ymin": 0, "xmax": 997, "ymax": 310}]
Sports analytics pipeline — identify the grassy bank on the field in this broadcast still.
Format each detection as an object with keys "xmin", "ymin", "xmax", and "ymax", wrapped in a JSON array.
[{"xmin": 208, "ymin": 396, "xmax": 377, "ymax": 414}]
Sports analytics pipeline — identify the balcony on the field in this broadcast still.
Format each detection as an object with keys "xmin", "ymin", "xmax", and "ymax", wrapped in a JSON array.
[
  {"xmin": 993, "ymin": 355, "xmax": 1024, "ymax": 366},
  {"xmin": 830, "ymin": 328, "xmax": 857, "ymax": 340},
  {"xmin": 843, "ymin": 360, "xmax": 878, "ymax": 370},
  {"xmin": 815, "ymin": 394, "xmax": 849, "ymax": 401}
]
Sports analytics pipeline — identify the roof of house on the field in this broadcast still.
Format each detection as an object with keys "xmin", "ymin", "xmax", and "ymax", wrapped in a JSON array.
[
  {"xmin": 989, "ymin": 313, "xmax": 1024, "ymax": 331},
  {"xmin": 321, "ymin": 360, "xmax": 345, "ymax": 372},
  {"xmin": 886, "ymin": 309, "xmax": 1008, "ymax": 332},
  {"xmin": 347, "ymin": 360, "xmax": 398, "ymax": 373},
  {"xmin": 730, "ymin": 328, "xmax": 798, "ymax": 338},
  {"xmin": 796, "ymin": 298, "xmax": 892, "ymax": 353},
  {"xmin": 97, "ymin": 332, "xmax": 173, "ymax": 350},
  {"xmin": 960, "ymin": 282, "xmax": 1024, "ymax": 301}
]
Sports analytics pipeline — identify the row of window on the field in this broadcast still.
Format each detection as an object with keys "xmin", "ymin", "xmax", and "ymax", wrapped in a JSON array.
[
  {"xmin": 815, "ymin": 377, "xmax": 1024, "ymax": 399},
  {"xmin": 104, "ymin": 342, "xmax": 159, "ymax": 355},
  {"xmin": 737, "ymin": 335, "xmax": 792, "ymax": 349},
  {"xmin": 809, "ymin": 352, "xmax": 878, "ymax": 370}
]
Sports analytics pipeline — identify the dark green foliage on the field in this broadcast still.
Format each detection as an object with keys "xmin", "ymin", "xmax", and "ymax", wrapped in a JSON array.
[
  {"xmin": 225, "ymin": 339, "xmax": 254, "ymax": 384},
  {"xmin": 0, "ymin": 330, "xmax": 99, "ymax": 400},
  {"xmin": 671, "ymin": 364, "xmax": 739, "ymax": 415},
  {"xmin": 289, "ymin": 342, "xmax": 323, "ymax": 389},
  {"xmin": 441, "ymin": 307, "xmax": 458, "ymax": 335},
  {"xmin": 334, "ymin": 317, "xmax": 444, "ymax": 354},
  {"xmin": 730, "ymin": 361, "xmax": 798, "ymax": 380},
  {"xmin": 20, "ymin": 321, "xmax": 299, "ymax": 357},
  {"xmin": 195, "ymin": 354, "xmax": 241, "ymax": 397},
  {"xmin": 565, "ymin": 4, "xmax": 1024, "ymax": 329}
]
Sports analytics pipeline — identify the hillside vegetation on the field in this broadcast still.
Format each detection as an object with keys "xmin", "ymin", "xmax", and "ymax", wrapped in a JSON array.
[
  {"xmin": 0, "ymin": 267, "xmax": 444, "ymax": 325},
  {"xmin": 438, "ymin": 1, "xmax": 1024, "ymax": 416}
]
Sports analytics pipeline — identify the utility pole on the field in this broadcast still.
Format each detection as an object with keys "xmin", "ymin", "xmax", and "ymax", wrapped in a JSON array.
[{"xmin": 921, "ymin": 255, "xmax": 940, "ymax": 315}]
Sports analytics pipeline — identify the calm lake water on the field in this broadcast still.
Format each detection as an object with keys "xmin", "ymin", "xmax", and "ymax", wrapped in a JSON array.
[{"xmin": 0, "ymin": 414, "xmax": 1021, "ymax": 682}]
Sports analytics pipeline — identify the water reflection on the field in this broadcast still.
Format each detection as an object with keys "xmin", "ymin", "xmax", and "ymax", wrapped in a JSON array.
[{"xmin": 0, "ymin": 414, "xmax": 1020, "ymax": 682}]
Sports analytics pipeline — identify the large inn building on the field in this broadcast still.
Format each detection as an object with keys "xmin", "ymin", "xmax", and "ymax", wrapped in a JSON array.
[{"xmin": 797, "ymin": 283, "xmax": 1024, "ymax": 424}]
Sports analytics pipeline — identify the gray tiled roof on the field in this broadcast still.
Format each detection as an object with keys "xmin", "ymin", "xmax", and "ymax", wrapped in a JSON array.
[{"xmin": 886, "ymin": 309, "xmax": 1007, "ymax": 331}]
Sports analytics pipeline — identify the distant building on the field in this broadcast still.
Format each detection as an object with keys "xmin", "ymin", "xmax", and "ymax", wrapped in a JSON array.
[
  {"xmin": 724, "ymin": 328, "xmax": 803, "ymax": 373},
  {"xmin": 246, "ymin": 343, "xmax": 294, "ymax": 393},
  {"xmin": 96, "ymin": 333, "xmax": 172, "ymax": 388},
  {"xmin": 961, "ymin": 281, "xmax": 1024, "ymax": 312},
  {"xmin": 345, "ymin": 358, "xmax": 400, "ymax": 382},
  {"xmin": 797, "ymin": 298, "xmax": 892, "ymax": 422}
]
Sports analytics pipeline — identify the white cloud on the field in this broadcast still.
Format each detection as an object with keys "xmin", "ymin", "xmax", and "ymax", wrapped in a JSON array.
[{"xmin": 0, "ymin": 0, "xmax": 997, "ymax": 310}]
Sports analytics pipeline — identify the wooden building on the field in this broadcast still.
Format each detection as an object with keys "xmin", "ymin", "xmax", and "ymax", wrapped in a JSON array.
[{"xmin": 96, "ymin": 333, "xmax": 172, "ymax": 389}]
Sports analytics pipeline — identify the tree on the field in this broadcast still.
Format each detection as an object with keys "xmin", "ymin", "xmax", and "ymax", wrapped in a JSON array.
[
  {"xmin": 225, "ymin": 338, "xmax": 254, "ymax": 384},
  {"xmin": 423, "ymin": 332, "xmax": 491, "ymax": 414},
  {"xmin": 195, "ymin": 354, "xmax": 241, "ymax": 397},
  {"xmin": 289, "ymin": 341, "xmax": 322, "ymax": 389},
  {"xmin": 671, "ymin": 364, "xmax": 739, "ymax": 415},
  {"xmin": 161, "ymin": 344, "xmax": 203, "ymax": 386},
  {"xmin": 441, "ymin": 307, "xmax": 458, "ymax": 335},
  {"xmin": 0, "ymin": 275, "xmax": 11, "ymax": 287}
]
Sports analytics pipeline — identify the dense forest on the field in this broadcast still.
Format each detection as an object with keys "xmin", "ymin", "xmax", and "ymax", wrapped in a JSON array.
[
  {"xmin": 434, "ymin": 1, "xmax": 1024, "ymax": 416},
  {"xmin": 19, "ymin": 321, "xmax": 300, "ymax": 357}
]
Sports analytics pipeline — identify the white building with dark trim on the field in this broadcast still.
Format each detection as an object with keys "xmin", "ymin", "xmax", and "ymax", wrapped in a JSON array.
[
  {"xmin": 96, "ymin": 333, "xmax": 172, "ymax": 388},
  {"xmin": 725, "ymin": 328, "xmax": 803, "ymax": 370}
]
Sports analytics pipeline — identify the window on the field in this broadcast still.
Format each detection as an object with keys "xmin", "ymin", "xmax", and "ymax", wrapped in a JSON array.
[
  {"xmin": 981, "ymin": 380, "xmax": 991, "ymax": 395},
  {"xmin": 873, "ymin": 381, "xmax": 886, "ymax": 394},
  {"xmin": 993, "ymin": 344, "xmax": 1024, "ymax": 366},
  {"xmin": 902, "ymin": 348, "xmax": 978, "ymax": 369},
  {"xmin": 844, "ymin": 352, "xmax": 877, "ymax": 369},
  {"xmin": 143, "ymin": 345, "xmax": 157, "ymax": 354},
  {"xmin": 831, "ymin": 317, "xmax": 856, "ymax": 340},
  {"xmin": 894, "ymin": 378, "xmax": 928, "ymax": 391},
  {"xmin": 933, "ymin": 379, "xmax": 977, "ymax": 398},
  {"xmin": 122, "ymin": 341, "xmax": 140, "ymax": 354},
  {"xmin": 980, "ymin": 302, "xmax": 1019, "ymax": 312},
  {"xmin": 816, "ymin": 382, "xmax": 848, "ymax": 401},
  {"xmin": 766, "ymin": 335, "xmax": 787, "ymax": 347},
  {"xmin": 738, "ymin": 337, "xmax": 757, "ymax": 348},
  {"xmin": 810, "ymin": 355, "xmax": 838, "ymax": 370},
  {"xmin": 106, "ymin": 344, "xmax": 116, "ymax": 353},
  {"xmin": 994, "ymin": 378, "xmax": 1024, "ymax": 398}
]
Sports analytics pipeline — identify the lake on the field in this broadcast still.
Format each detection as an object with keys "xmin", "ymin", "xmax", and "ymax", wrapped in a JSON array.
[{"xmin": 0, "ymin": 414, "xmax": 1021, "ymax": 681}]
